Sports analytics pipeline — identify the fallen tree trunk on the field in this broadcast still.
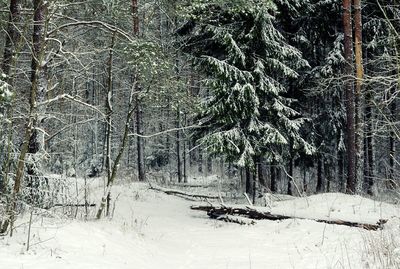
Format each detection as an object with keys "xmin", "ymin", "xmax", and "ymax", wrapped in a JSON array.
[
  {"xmin": 214, "ymin": 214, "xmax": 256, "ymax": 225},
  {"xmin": 149, "ymin": 184, "xmax": 221, "ymax": 200},
  {"xmin": 191, "ymin": 204, "xmax": 387, "ymax": 231},
  {"xmin": 53, "ymin": 203, "xmax": 96, "ymax": 207}
]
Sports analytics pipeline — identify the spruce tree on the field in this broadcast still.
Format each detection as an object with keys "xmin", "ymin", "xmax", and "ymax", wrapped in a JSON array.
[{"xmin": 178, "ymin": 0, "xmax": 313, "ymax": 173}]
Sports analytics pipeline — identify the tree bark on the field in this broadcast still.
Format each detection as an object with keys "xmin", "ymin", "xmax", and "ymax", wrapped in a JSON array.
[
  {"xmin": 353, "ymin": 0, "xmax": 364, "ymax": 188},
  {"xmin": 316, "ymin": 158, "xmax": 324, "ymax": 193},
  {"xmin": 388, "ymin": 86, "xmax": 397, "ymax": 188},
  {"xmin": 270, "ymin": 162, "xmax": 277, "ymax": 192},
  {"xmin": 3, "ymin": 0, "xmax": 47, "ymax": 235},
  {"xmin": 96, "ymin": 81, "xmax": 138, "ymax": 219},
  {"xmin": 245, "ymin": 167, "xmax": 252, "ymax": 195},
  {"xmin": 207, "ymin": 155, "xmax": 213, "ymax": 174},
  {"xmin": 105, "ymin": 33, "xmax": 115, "ymax": 216},
  {"xmin": 136, "ymin": 95, "xmax": 145, "ymax": 182},
  {"xmin": 258, "ymin": 158, "xmax": 266, "ymax": 189},
  {"xmin": 176, "ymin": 108, "xmax": 182, "ymax": 183},
  {"xmin": 363, "ymin": 88, "xmax": 374, "ymax": 194},
  {"xmin": 1, "ymin": 0, "xmax": 21, "ymax": 80},
  {"xmin": 132, "ymin": 0, "xmax": 146, "ymax": 182},
  {"xmin": 198, "ymin": 149, "xmax": 203, "ymax": 174},
  {"xmin": 191, "ymin": 204, "xmax": 387, "ymax": 231},
  {"xmin": 26, "ymin": 0, "xmax": 48, "ymax": 206},
  {"xmin": 343, "ymin": 0, "xmax": 356, "ymax": 193},
  {"xmin": 287, "ymin": 157, "xmax": 293, "ymax": 195}
]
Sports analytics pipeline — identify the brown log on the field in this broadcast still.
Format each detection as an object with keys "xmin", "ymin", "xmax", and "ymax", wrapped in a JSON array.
[{"xmin": 191, "ymin": 204, "xmax": 387, "ymax": 231}]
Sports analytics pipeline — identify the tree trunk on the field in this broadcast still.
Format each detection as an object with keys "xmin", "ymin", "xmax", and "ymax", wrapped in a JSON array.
[
  {"xmin": 316, "ymin": 158, "xmax": 324, "ymax": 193},
  {"xmin": 132, "ymin": 0, "xmax": 146, "ymax": 182},
  {"xmin": 136, "ymin": 97, "xmax": 145, "ymax": 182},
  {"xmin": 27, "ymin": 0, "xmax": 48, "ymax": 207},
  {"xmin": 105, "ymin": 33, "xmax": 115, "ymax": 216},
  {"xmin": 96, "ymin": 81, "xmax": 138, "ymax": 219},
  {"xmin": 192, "ymin": 205, "xmax": 387, "ymax": 231},
  {"xmin": 270, "ymin": 162, "xmax": 277, "ymax": 192},
  {"xmin": 1, "ymin": 0, "xmax": 21, "ymax": 81},
  {"xmin": 207, "ymin": 155, "xmax": 213, "ymax": 174},
  {"xmin": 245, "ymin": 167, "xmax": 252, "ymax": 195},
  {"xmin": 3, "ymin": 0, "xmax": 47, "ymax": 235},
  {"xmin": 363, "ymin": 88, "xmax": 374, "ymax": 194},
  {"xmin": 325, "ymin": 161, "xmax": 331, "ymax": 192},
  {"xmin": 388, "ymin": 86, "xmax": 397, "ymax": 188},
  {"xmin": 252, "ymin": 158, "xmax": 259, "ymax": 204},
  {"xmin": 198, "ymin": 150, "xmax": 203, "ymax": 174},
  {"xmin": 343, "ymin": 0, "xmax": 356, "ymax": 193},
  {"xmin": 183, "ymin": 136, "xmax": 188, "ymax": 183},
  {"xmin": 353, "ymin": 0, "xmax": 364, "ymax": 188},
  {"xmin": 258, "ymin": 158, "xmax": 266, "ymax": 188},
  {"xmin": 287, "ymin": 157, "xmax": 293, "ymax": 195},
  {"xmin": 176, "ymin": 108, "xmax": 182, "ymax": 183}
]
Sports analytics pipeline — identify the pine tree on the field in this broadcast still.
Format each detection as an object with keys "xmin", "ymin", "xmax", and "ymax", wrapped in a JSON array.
[{"xmin": 179, "ymin": 1, "xmax": 313, "ymax": 176}]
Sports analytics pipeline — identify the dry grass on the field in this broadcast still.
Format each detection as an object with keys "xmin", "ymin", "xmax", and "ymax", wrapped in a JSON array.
[{"xmin": 361, "ymin": 219, "xmax": 400, "ymax": 268}]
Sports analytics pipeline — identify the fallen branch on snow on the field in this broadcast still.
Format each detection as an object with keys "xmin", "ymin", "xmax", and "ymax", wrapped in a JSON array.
[
  {"xmin": 214, "ymin": 214, "xmax": 256, "ymax": 225},
  {"xmin": 191, "ymin": 204, "xmax": 387, "ymax": 231},
  {"xmin": 149, "ymin": 184, "xmax": 221, "ymax": 200},
  {"xmin": 52, "ymin": 203, "xmax": 96, "ymax": 208}
]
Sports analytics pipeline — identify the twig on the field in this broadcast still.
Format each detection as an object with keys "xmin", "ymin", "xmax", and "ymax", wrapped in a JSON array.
[
  {"xmin": 244, "ymin": 193, "xmax": 253, "ymax": 206},
  {"xmin": 26, "ymin": 208, "xmax": 34, "ymax": 251}
]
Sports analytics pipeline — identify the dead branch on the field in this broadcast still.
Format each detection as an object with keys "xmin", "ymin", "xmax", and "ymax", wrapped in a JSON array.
[
  {"xmin": 191, "ymin": 204, "xmax": 387, "ymax": 231},
  {"xmin": 149, "ymin": 184, "xmax": 221, "ymax": 200}
]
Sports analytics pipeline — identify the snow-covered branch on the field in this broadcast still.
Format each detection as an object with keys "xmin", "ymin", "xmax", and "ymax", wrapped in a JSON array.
[{"xmin": 36, "ymin": 94, "xmax": 106, "ymax": 118}]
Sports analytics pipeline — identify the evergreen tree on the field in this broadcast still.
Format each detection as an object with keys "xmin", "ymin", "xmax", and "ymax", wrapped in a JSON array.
[{"xmin": 178, "ymin": 0, "xmax": 313, "ymax": 173}]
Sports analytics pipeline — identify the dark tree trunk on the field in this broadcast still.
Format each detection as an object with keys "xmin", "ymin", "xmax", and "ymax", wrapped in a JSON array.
[
  {"xmin": 207, "ymin": 155, "xmax": 213, "ymax": 174},
  {"xmin": 245, "ymin": 167, "xmax": 252, "ymax": 195},
  {"xmin": 388, "ymin": 87, "xmax": 397, "ymax": 188},
  {"xmin": 183, "ymin": 138, "xmax": 188, "ymax": 183},
  {"xmin": 270, "ymin": 162, "xmax": 277, "ymax": 192},
  {"xmin": 343, "ymin": 0, "xmax": 356, "ymax": 193},
  {"xmin": 27, "ymin": 0, "xmax": 48, "ymax": 206},
  {"xmin": 3, "ymin": 0, "xmax": 47, "ymax": 234},
  {"xmin": 1, "ymin": 0, "xmax": 21, "ymax": 80},
  {"xmin": 132, "ymin": 0, "xmax": 145, "ymax": 182},
  {"xmin": 363, "ymin": 89, "xmax": 374, "ymax": 194},
  {"xmin": 176, "ymin": 108, "xmax": 182, "ymax": 183},
  {"xmin": 325, "ymin": 161, "xmax": 331, "ymax": 192},
  {"xmin": 131, "ymin": 0, "xmax": 139, "ymax": 35},
  {"xmin": 252, "ymin": 160, "xmax": 258, "ymax": 205},
  {"xmin": 198, "ymin": 150, "xmax": 203, "ymax": 174},
  {"xmin": 136, "ymin": 99, "xmax": 145, "ymax": 182},
  {"xmin": 287, "ymin": 158, "xmax": 294, "ymax": 195},
  {"xmin": 258, "ymin": 158, "xmax": 266, "ymax": 188},
  {"xmin": 303, "ymin": 167, "xmax": 307, "ymax": 193},
  {"xmin": 316, "ymin": 158, "xmax": 324, "ymax": 193}
]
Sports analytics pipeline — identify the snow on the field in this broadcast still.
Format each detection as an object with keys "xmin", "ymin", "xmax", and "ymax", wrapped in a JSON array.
[
  {"xmin": 1, "ymin": 181, "xmax": 399, "ymax": 269},
  {"xmin": 268, "ymin": 192, "xmax": 400, "ymax": 224}
]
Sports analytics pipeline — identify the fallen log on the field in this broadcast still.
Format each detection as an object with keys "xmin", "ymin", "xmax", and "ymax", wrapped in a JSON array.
[
  {"xmin": 52, "ymin": 203, "xmax": 96, "ymax": 207},
  {"xmin": 214, "ymin": 214, "xmax": 256, "ymax": 225},
  {"xmin": 149, "ymin": 184, "xmax": 220, "ymax": 200},
  {"xmin": 169, "ymin": 183, "xmax": 211, "ymax": 188},
  {"xmin": 191, "ymin": 204, "xmax": 387, "ymax": 231}
]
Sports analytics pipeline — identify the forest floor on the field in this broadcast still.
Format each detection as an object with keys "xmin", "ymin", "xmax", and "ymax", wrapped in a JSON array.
[{"xmin": 1, "ymin": 177, "xmax": 400, "ymax": 269}]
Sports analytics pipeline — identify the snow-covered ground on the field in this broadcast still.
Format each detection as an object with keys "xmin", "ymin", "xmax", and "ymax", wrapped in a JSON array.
[{"xmin": 1, "ymin": 181, "xmax": 399, "ymax": 269}]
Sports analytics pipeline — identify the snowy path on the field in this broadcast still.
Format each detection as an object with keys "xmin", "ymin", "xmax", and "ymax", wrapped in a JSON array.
[{"xmin": 1, "ymin": 182, "xmax": 398, "ymax": 269}]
